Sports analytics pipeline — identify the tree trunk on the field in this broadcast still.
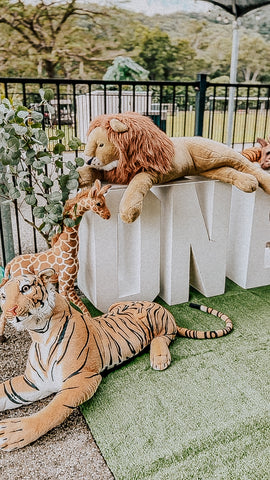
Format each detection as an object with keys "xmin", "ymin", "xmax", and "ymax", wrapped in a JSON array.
[
  {"xmin": 79, "ymin": 60, "xmax": 85, "ymax": 78},
  {"xmin": 37, "ymin": 59, "xmax": 43, "ymax": 76},
  {"xmin": 44, "ymin": 59, "xmax": 57, "ymax": 78}
]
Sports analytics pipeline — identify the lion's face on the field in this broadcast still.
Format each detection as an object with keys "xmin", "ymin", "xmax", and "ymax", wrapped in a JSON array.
[
  {"xmin": 84, "ymin": 127, "xmax": 119, "ymax": 171},
  {"xmin": 78, "ymin": 113, "xmax": 174, "ymax": 189}
]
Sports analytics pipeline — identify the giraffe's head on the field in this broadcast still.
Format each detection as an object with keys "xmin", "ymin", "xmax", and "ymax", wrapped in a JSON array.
[{"xmin": 65, "ymin": 179, "xmax": 111, "ymax": 220}]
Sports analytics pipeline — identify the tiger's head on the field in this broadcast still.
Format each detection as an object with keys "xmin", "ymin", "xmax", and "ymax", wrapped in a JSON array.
[{"xmin": 0, "ymin": 269, "xmax": 56, "ymax": 332}]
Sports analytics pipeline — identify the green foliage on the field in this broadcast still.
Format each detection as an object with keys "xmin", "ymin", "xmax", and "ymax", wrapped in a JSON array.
[
  {"xmin": 135, "ymin": 28, "xmax": 177, "ymax": 80},
  {"xmin": 133, "ymin": 26, "xmax": 204, "ymax": 81},
  {"xmin": 0, "ymin": 91, "xmax": 82, "ymax": 245},
  {"xmin": 0, "ymin": 1, "xmax": 269, "ymax": 81},
  {"xmin": 0, "ymin": 0, "xmax": 118, "ymax": 79},
  {"xmin": 103, "ymin": 56, "xmax": 149, "ymax": 81}
]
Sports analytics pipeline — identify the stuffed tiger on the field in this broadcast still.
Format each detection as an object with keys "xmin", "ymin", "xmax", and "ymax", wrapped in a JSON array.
[
  {"xmin": 0, "ymin": 270, "xmax": 233, "ymax": 451},
  {"xmin": 241, "ymin": 136, "xmax": 270, "ymax": 170},
  {"xmin": 241, "ymin": 146, "xmax": 262, "ymax": 163}
]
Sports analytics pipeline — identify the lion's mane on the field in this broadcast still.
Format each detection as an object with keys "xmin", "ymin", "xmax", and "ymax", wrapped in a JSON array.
[{"xmin": 87, "ymin": 112, "xmax": 174, "ymax": 184}]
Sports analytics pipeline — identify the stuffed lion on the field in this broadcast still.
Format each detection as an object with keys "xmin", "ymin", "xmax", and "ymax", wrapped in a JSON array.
[{"xmin": 77, "ymin": 112, "xmax": 270, "ymax": 223}]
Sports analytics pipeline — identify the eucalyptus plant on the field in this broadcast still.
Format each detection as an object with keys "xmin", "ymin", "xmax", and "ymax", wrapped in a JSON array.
[{"xmin": 0, "ymin": 89, "xmax": 84, "ymax": 246}]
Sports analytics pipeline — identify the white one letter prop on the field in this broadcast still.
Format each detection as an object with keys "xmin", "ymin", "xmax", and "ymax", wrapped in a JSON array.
[
  {"xmin": 227, "ymin": 187, "xmax": 270, "ymax": 288},
  {"xmin": 152, "ymin": 178, "xmax": 232, "ymax": 305},
  {"xmin": 77, "ymin": 185, "xmax": 160, "ymax": 312}
]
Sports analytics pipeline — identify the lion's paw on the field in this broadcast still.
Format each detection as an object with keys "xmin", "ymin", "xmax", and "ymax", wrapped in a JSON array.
[
  {"xmin": 77, "ymin": 165, "xmax": 99, "ymax": 188},
  {"xmin": 258, "ymin": 175, "xmax": 270, "ymax": 194},
  {"xmin": 120, "ymin": 205, "xmax": 142, "ymax": 224},
  {"xmin": 234, "ymin": 173, "xmax": 258, "ymax": 193}
]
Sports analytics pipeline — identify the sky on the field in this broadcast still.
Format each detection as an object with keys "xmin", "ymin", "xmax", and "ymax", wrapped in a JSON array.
[{"xmin": 104, "ymin": 0, "xmax": 209, "ymax": 16}]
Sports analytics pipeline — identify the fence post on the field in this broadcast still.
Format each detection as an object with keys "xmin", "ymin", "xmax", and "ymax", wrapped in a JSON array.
[
  {"xmin": 194, "ymin": 73, "xmax": 207, "ymax": 136},
  {"xmin": 0, "ymin": 199, "xmax": 15, "ymax": 266}
]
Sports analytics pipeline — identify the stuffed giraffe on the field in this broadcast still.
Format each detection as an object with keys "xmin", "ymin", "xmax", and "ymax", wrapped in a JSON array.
[{"xmin": 0, "ymin": 179, "xmax": 111, "ymax": 342}]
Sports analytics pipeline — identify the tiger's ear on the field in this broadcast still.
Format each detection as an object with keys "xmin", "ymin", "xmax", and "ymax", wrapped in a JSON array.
[
  {"xmin": 257, "ymin": 137, "xmax": 268, "ymax": 147},
  {"xmin": 38, "ymin": 268, "xmax": 55, "ymax": 285}
]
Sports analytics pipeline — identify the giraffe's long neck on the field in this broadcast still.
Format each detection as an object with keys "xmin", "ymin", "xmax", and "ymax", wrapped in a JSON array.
[
  {"xmin": 53, "ymin": 198, "xmax": 95, "ymax": 254},
  {"xmin": 53, "ymin": 225, "xmax": 80, "ymax": 255}
]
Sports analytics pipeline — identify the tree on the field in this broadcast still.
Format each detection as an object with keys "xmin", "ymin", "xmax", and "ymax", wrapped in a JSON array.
[
  {"xmin": 134, "ymin": 27, "xmax": 201, "ymax": 81},
  {"xmin": 0, "ymin": 0, "xmax": 116, "ymax": 78},
  {"xmin": 0, "ymin": 2, "xmax": 269, "ymax": 82},
  {"xmin": 103, "ymin": 56, "xmax": 149, "ymax": 81},
  {"xmin": 135, "ymin": 28, "xmax": 176, "ymax": 80},
  {"xmin": 237, "ymin": 34, "xmax": 270, "ymax": 83}
]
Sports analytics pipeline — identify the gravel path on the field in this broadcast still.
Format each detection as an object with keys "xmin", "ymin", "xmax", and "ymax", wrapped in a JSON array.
[
  {"xmin": 0, "ymin": 153, "xmax": 115, "ymax": 478},
  {"xmin": 0, "ymin": 325, "xmax": 114, "ymax": 480}
]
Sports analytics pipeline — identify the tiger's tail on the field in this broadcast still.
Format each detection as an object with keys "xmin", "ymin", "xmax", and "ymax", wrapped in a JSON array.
[{"xmin": 176, "ymin": 303, "xmax": 233, "ymax": 339}]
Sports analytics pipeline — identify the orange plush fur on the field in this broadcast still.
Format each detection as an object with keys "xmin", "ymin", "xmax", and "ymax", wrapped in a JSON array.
[
  {"xmin": 0, "ymin": 270, "xmax": 232, "ymax": 451},
  {"xmin": 241, "ymin": 137, "xmax": 270, "ymax": 170},
  {"xmin": 86, "ymin": 112, "xmax": 174, "ymax": 184},
  {"xmin": 78, "ymin": 112, "xmax": 270, "ymax": 223}
]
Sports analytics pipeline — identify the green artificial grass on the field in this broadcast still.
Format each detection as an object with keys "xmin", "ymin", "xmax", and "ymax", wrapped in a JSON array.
[{"xmin": 81, "ymin": 279, "xmax": 270, "ymax": 480}]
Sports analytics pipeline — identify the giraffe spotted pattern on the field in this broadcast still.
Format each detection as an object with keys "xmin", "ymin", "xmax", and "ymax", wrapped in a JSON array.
[{"xmin": 0, "ymin": 180, "xmax": 111, "ymax": 341}]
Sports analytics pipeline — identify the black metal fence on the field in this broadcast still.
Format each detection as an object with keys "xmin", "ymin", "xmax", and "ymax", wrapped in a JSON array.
[
  {"xmin": 1, "ymin": 74, "xmax": 270, "ymax": 148},
  {"xmin": 1, "ymin": 74, "xmax": 270, "ymax": 266}
]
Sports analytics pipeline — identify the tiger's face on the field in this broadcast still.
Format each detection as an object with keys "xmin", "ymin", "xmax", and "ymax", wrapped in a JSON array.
[{"xmin": 0, "ymin": 269, "xmax": 55, "ymax": 331}]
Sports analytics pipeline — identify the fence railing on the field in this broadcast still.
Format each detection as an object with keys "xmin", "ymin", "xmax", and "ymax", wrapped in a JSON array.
[
  {"xmin": 1, "ymin": 74, "xmax": 270, "ymax": 266},
  {"xmin": 1, "ymin": 75, "xmax": 270, "ymax": 148}
]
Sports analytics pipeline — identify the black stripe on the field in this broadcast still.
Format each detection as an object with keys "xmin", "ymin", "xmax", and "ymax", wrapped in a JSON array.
[
  {"xmin": 29, "ymin": 359, "xmax": 44, "ymax": 381},
  {"xmin": 58, "ymin": 316, "xmax": 70, "ymax": 343},
  {"xmin": 77, "ymin": 316, "xmax": 90, "ymax": 359},
  {"xmin": 63, "ymin": 348, "xmax": 90, "ymax": 382},
  {"xmin": 3, "ymin": 380, "xmax": 29, "ymax": 406},
  {"xmin": 50, "ymin": 360, "xmax": 57, "ymax": 381},
  {"xmin": 189, "ymin": 303, "xmax": 201, "ymax": 310},
  {"xmin": 3, "ymin": 384, "xmax": 22, "ymax": 405},
  {"xmin": 9, "ymin": 379, "xmax": 31, "ymax": 404},
  {"xmin": 61, "ymin": 386, "xmax": 79, "ymax": 391},
  {"xmin": 93, "ymin": 332, "xmax": 105, "ymax": 370},
  {"xmin": 48, "ymin": 315, "xmax": 71, "ymax": 363},
  {"xmin": 32, "ymin": 317, "xmax": 51, "ymax": 334},
  {"xmin": 109, "ymin": 314, "xmax": 147, "ymax": 347},
  {"xmin": 57, "ymin": 322, "xmax": 76, "ymax": 364},
  {"xmin": 35, "ymin": 343, "xmax": 46, "ymax": 372},
  {"xmin": 23, "ymin": 375, "xmax": 39, "ymax": 391}
]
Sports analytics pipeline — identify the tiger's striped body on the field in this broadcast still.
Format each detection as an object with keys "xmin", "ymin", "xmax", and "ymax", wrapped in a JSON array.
[
  {"xmin": 0, "ymin": 271, "xmax": 233, "ymax": 451},
  {"xmin": 241, "ymin": 136, "xmax": 270, "ymax": 170},
  {"xmin": 241, "ymin": 146, "xmax": 262, "ymax": 163}
]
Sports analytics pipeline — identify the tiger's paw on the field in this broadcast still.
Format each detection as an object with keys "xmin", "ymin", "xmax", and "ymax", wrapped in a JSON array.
[
  {"xmin": 0, "ymin": 417, "xmax": 38, "ymax": 451},
  {"xmin": 150, "ymin": 354, "xmax": 171, "ymax": 371}
]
